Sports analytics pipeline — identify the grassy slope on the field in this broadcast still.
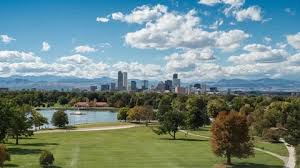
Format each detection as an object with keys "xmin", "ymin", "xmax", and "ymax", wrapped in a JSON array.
[{"xmin": 5, "ymin": 127, "xmax": 283, "ymax": 168}]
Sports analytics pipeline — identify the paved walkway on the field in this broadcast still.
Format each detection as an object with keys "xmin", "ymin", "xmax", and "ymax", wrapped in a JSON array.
[
  {"xmin": 35, "ymin": 125, "xmax": 137, "ymax": 134},
  {"xmin": 179, "ymin": 130, "xmax": 296, "ymax": 168},
  {"xmin": 280, "ymin": 138, "xmax": 296, "ymax": 168}
]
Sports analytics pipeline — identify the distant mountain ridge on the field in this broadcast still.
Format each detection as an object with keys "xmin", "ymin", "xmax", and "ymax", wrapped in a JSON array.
[
  {"xmin": 0, "ymin": 75, "xmax": 299, "ymax": 91},
  {"xmin": 214, "ymin": 78, "xmax": 300, "ymax": 89}
]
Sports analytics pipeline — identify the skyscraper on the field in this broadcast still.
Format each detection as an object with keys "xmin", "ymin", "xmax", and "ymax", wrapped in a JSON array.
[
  {"xmin": 131, "ymin": 81, "xmax": 137, "ymax": 91},
  {"xmin": 123, "ymin": 72, "xmax": 128, "ymax": 90},
  {"xmin": 173, "ymin": 73, "xmax": 180, "ymax": 88},
  {"xmin": 110, "ymin": 83, "xmax": 116, "ymax": 91},
  {"xmin": 173, "ymin": 73, "xmax": 178, "ymax": 79},
  {"xmin": 117, "ymin": 71, "xmax": 123, "ymax": 90},
  {"xmin": 142, "ymin": 80, "xmax": 149, "ymax": 90},
  {"xmin": 165, "ymin": 80, "xmax": 172, "ymax": 91}
]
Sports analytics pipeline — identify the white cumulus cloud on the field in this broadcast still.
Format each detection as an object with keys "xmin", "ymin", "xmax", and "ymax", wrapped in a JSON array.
[
  {"xmin": 42, "ymin": 41, "xmax": 51, "ymax": 51},
  {"xmin": 74, "ymin": 45, "xmax": 97, "ymax": 53},
  {"xmin": 0, "ymin": 35, "xmax": 16, "ymax": 44},
  {"xmin": 287, "ymin": 32, "xmax": 300, "ymax": 50},
  {"xmin": 234, "ymin": 6, "xmax": 262, "ymax": 22},
  {"xmin": 228, "ymin": 44, "xmax": 288, "ymax": 64},
  {"xmin": 96, "ymin": 17, "xmax": 109, "ymax": 23},
  {"xmin": 111, "ymin": 4, "xmax": 167, "ymax": 24}
]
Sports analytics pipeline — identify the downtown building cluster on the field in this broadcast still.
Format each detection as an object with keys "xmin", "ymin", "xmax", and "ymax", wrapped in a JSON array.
[{"xmin": 90, "ymin": 71, "xmax": 215, "ymax": 95}]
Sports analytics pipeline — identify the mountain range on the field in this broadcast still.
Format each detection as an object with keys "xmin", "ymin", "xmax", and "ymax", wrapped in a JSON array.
[{"xmin": 0, "ymin": 75, "xmax": 299, "ymax": 91}]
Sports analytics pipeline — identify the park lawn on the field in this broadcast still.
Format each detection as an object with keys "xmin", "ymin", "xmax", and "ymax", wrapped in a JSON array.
[
  {"xmin": 74, "ymin": 121, "xmax": 132, "ymax": 128},
  {"xmin": 253, "ymin": 137, "xmax": 288, "ymax": 157},
  {"xmin": 187, "ymin": 127, "xmax": 288, "ymax": 157},
  {"xmin": 5, "ymin": 127, "xmax": 283, "ymax": 168}
]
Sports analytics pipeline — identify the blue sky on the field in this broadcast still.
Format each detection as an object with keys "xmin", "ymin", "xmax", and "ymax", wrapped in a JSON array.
[{"xmin": 0, "ymin": 0, "xmax": 300, "ymax": 81}]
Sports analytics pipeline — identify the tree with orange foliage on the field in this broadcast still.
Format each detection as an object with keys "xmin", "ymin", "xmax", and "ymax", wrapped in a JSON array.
[{"xmin": 211, "ymin": 111, "xmax": 254, "ymax": 165}]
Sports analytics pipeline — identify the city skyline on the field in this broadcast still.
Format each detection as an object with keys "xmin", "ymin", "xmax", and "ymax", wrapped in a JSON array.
[{"xmin": 0, "ymin": 0, "xmax": 300, "ymax": 82}]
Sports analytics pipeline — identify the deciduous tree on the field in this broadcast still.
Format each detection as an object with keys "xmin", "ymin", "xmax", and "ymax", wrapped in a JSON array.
[
  {"xmin": 0, "ymin": 144, "xmax": 10, "ymax": 168},
  {"xmin": 117, "ymin": 107, "xmax": 130, "ymax": 121},
  {"xmin": 51, "ymin": 110, "xmax": 69, "ymax": 128},
  {"xmin": 186, "ymin": 96, "xmax": 209, "ymax": 129},
  {"xmin": 153, "ymin": 110, "xmax": 186, "ymax": 140},
  {"xmin": 211, "ymin": 112, "xmax": 254, "ymax": 165}
]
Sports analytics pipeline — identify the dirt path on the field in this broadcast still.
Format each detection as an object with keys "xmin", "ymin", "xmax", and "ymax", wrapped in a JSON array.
[
  {"xmin": 35, "ymin": 125, "xmax": 137, "ymax": 134},
  {"xmin": 180, "ymin": 130, "xmax": 296, "ymax": 168}
]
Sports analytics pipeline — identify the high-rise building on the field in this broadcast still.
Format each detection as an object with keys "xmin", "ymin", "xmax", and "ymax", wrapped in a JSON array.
[
  {"xmin": 165, "ymin": 80, "xmax": 172, "ymax": 91},
  {"xmin": 172, "ymin": 73, "xmax": 180, "ymax": 88},
  {"xmin": 131, "ymin": 81, "xmax": 137, "ymax": 91},
  {"xmin": 123, "ymin": 72, "xmax": 128, "ymax": 90},
  {"xmin": 101, "ymin": 84, "xmax": 110, "ymax": 91},
  {"xmin": 173, "ymin": 73, "xmax": 178, "ymax": 79},
  {"xmin": 117, "ymin": 71, "xmax": 123, "ymax": 90},
  {"xmin": 110, "ymin": 83, "xmax": 116, "ymax": 91},
  {"xmin": 142, "ymin": 80, "xmax": 149, "ymax": 90},
  {"xmin": 156, "ymin": 81, "xmax": 165, "ymax": 92},
  {"xmin": 90, "ymin": 86, "xmax": 97, "ymax": 92}
]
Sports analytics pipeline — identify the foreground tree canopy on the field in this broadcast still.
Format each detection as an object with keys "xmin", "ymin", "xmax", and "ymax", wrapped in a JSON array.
[{"xmin": 211, "ymin": 112, "xmax": 254, "ymax": 165}]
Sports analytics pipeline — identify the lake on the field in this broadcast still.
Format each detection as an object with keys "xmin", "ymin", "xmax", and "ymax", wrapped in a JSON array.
[{"xmin": 38, "ymin": 109, "xmax": 118, "ymax": 128}]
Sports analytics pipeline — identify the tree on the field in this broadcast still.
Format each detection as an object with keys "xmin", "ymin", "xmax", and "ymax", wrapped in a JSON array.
[
  {"xmin": 153, "ymin": 110, "xmax": 186, "ymax": 139},
  {"xmin": 285, "ymin": 100, "xmax": 300, "ymax": 145},
  {"xmin": 31, "ymin": 109, "xmax": 48, "ymax": 130},
  {"xmin": 262, "ymin": 127, "xmax": 285, "ymax": 143},
  {"xmin": 211, "ymin": 112, "xmax": 254, "ymax": 165},
  {"xmin": 117, "ymin": 107, "xmax": 130, "ymax": 121},
  {"xmin": 127, "ymin": 106, "xmax": 154, "ymax": 125},
  {"xmin": 51, "ymin": 110, "xmax": 69, "ymax": 128},
  {"xmin": 239, "ymin": 104, "xmax": 254, "ymax": 115},
  {"xmin": 39, "ymin": 150, "xmax": 54, "ymax": 167},
  {"xmin": 207, "ymin": 98, "xmax": 228, "ymax": 118},
  {"xmin": 57, "ymin": 96, "xmax": 69, "ymax": 105},
  {"xmin": 9, "ymin": 105, "xmax": 34, "ymax": 145},
  {"xmin": 186, "ymin": 96, "xmax": 209, "ymax": 129},
  {"xmin": 157, "ymin": 95, "xmax": 173, "ymax": 122},
  {"xmin": 0, "ymin": 99, "xmax": 14, "ymax": 143},
  {"xmin": 172, "ymin": 95, "xmax": 187, "ymax": 112},
  {"xmin": 0, "ymin": 144, "xmax": 10, "ymax": 168}
]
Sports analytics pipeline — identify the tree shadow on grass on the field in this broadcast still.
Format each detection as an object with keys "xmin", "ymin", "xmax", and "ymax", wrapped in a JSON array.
[
  {"xmin": 159, "ymin": 137, "xmax": 208, "ymax": 142},
  {"xmin": 4, "ymin": 163, "xmax": 19, "ymax": 167},
  {"xmin": 8, "ymin": 147, "xmax": 43, "ymax": 155},
  {"xmin": 231, "ymin": 163, "xmax": 282, "ymax": 168},
  {"xmin": 21, "ymin": 142, "xmax": 59, "ymax": 147}
]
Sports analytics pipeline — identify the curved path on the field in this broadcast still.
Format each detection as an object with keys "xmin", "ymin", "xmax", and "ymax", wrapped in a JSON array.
[
  {"xmin": 179, "ymin": 130, "xmax": 296, "ymax": 168},
  {"xmin": 35, "ymin": 125, "xmax": 138, "ymax": 134}
]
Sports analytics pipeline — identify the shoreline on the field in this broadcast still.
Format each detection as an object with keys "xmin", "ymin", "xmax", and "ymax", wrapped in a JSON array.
[{"xmin": 35, "ymin": 106, "xmax": 118, "ymax": 111}]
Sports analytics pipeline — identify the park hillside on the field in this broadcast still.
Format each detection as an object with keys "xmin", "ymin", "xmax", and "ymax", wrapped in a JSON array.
[{"xmin": 0, "ymin": 90, "xmax": 299, "ymax": 167}]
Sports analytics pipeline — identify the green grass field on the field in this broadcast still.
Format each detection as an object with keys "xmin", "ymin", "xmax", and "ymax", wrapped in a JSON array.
[{"xmin": 4, "ymin": 126, "xmax": 284, "ymax": 168}]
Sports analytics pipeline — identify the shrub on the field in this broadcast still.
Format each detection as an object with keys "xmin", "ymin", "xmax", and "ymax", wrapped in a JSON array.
[
  {"xmin": 0, "ymin": 144, "xmax": 10, "ymax": 167},
  {"xmin": 262, "ymin": 127, "xmax": 285, "ymax": 143},
  {"xmin": 39, "ymin": 150, "xmax": 54, "ymax": 167}
]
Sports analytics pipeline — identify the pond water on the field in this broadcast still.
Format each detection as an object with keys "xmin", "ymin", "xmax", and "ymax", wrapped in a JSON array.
[{"xmin": 38, "ymin": 109, "xmax": 118, "ymax": 128}]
